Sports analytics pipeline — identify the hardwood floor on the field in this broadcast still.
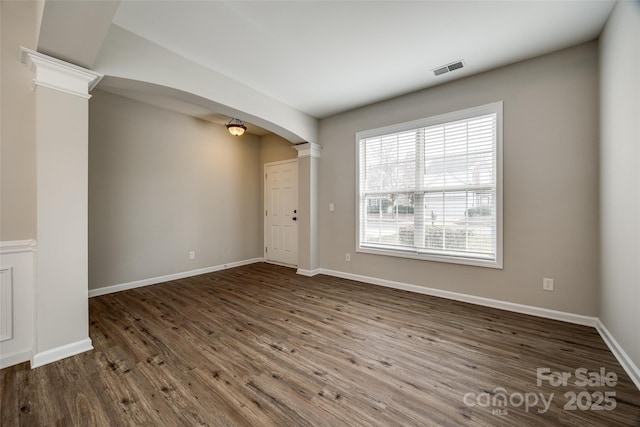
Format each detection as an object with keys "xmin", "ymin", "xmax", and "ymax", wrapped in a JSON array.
[{"xmin": 2, "ymin": 263, "xmax": 639, "ymax": 426}]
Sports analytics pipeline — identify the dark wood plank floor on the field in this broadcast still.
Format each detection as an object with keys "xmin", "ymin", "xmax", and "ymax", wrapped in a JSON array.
[{"xmin": 2, "ymin": 263, "xmax": 639, "ymax": 426}]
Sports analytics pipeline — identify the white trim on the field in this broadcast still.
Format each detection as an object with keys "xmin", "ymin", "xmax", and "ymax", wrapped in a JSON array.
[
  {"xmin": 293, "ymin": 142, "xmax": 322, "ymax": 158},
  {"xmin": 296, "ymin": 268, "xmax": 322, "ymax": 277},
  {"xmin": 356, "ymin": 247, "xmax": 503, "ymax": 269},
  {"xmin": 0, "ymin": 242, "xmax": 35, "ymax": 370},
  {"xmin": 264, "ymin": 159, "xmax": 298, "ymax": 168},
  {"xmin": 0, "ymin": 349, "xmax": 32, "ymax": 369},
  {"xmin": 31, "ymin": 337, "xmax": 93, "ymax": 369},
  {"xmin": 0, "ymin": 240, "xmax": 36, "ymax": 255},
  {"xmin": 18, "ymin": 47, "xmax": 103, "ymax": 98},
  {"xmin": 88, "ymin": 258, "xmax": 265, "ymax": 298},
  {"xmin": 264, "ymin": 261, "xmax": 298, "ymax": 270},
  {"xmin": 30, "ymin": 81, "xmax": 93, "ymax": 100},
  {"xmin": 0, "ymin": 267, "xmax": 14, "ymax": 342},
  {"xmin": 314, "ymin": 267, "xmax": 638, "ymax": 391},
  {"xmin": 596, "ymin": 319, "xmax": 640, "ymax": 391},
  {"xmin": 318, "ymin": 268, "xmax": 597, "ymax": 327}
]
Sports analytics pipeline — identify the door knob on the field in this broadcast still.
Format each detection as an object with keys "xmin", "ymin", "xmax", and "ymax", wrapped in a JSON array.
[{"xmin": 292, "ymin": 217, "xmax": 297, "ymax": 221}]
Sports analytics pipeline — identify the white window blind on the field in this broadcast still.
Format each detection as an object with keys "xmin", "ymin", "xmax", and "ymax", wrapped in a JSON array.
[{"xmin": 357, "ymin": 102, "xmax": 503, "ymax": 268}]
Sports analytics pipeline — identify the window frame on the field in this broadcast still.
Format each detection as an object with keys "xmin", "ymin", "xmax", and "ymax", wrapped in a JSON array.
[{"xmin": 355, "ymin": 102, "xmax": 503, "ymax": 269}]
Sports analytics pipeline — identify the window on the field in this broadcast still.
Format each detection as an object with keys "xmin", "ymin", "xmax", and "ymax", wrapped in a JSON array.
[{"xmin": 356, "ymin": 102, "xmax": 503, "ymax": 268}]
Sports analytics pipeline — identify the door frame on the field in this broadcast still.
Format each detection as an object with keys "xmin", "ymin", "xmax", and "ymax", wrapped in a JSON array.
[{"xmin": 264, "ymin": 159, "xmax": 299, "ymax": 266}]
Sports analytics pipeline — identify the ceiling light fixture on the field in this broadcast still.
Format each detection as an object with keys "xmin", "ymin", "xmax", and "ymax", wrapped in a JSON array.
[{"xmin": 226, "ymin": 118, "xmax": 247, "ymax": 136}]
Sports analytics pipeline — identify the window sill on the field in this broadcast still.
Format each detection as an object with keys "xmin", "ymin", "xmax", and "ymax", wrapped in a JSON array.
[{"xmin": 357, "ymin": 245, "xmax": 503, "ymax": 269}]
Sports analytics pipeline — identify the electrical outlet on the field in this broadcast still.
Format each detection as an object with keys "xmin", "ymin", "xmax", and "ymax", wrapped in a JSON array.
[
  {"xmin": 345, "ymin": 253, "xmax": 351, "ymax": 262},
  {"xmin": 329, "ymin": 203, "xmax": 335, "ymax": 212},
  {"xmin": 189, "ymin": 251, "xmax": 195, "ymax": 260},
  {"xmin": 543, "ymin": 278, "xmax": 554, "ymax": 291}
]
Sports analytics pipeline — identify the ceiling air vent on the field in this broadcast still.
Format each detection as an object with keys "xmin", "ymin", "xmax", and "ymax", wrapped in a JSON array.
[
  {"xmin": 433, "ymin": 66, "xmax": 449, "ymax": 76},
  {"xmin": 433, "ymin": 60, "xmax": 465, "ymax": 76}
]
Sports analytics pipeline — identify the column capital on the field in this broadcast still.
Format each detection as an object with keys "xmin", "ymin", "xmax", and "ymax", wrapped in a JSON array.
[
  {"xmin": 19, "ymin": 47, "xmax": 103, "ymax": 99},
  {"xmin": 293, "ymin": 142, "xmax": 322, "ymax": 159}
]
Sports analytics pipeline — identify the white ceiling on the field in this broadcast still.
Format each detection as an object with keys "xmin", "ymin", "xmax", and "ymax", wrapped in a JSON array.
[{"xmin": 111, "ymin": 0, "xmax": 614, "ymax": 119}]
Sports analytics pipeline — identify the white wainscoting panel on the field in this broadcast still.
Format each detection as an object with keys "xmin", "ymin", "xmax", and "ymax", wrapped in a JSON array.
[
  {"xmin": 0, "ymin": 267, "xmax": 14, "ymax": 341},
  {"xmin": 0, "ymin": 240, "xmax": 36, "ymax": 369}
]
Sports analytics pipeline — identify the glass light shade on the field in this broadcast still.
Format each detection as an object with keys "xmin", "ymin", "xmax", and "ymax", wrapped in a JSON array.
[
  {"xmin": 227, "ymin": 124, "xmax": 246, "ymax": 136},
  {"xmin": 226, "ymin": 118, "xmax": 247, "ymax": 136}
]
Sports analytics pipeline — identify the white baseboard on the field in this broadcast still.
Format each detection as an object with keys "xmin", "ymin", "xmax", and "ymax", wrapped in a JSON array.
[
  {"xmin": 0, "ymin": 349, "xmax": 32, "ymax": 369},
  {"xmin": 296, "ymin": 268, "xmax": 322, "ymax": 277},
  {"xmin": 31, "ymin": 337, "xmax": 93, "ymax": 369},
  {"xmin": 264, "ymin": 260, "xmax": 297, "ymax": 269},
  {"xmin": 596, "ymin": 319, "xmax": 640, "ymax": 390},
  {"xmin": 318, "ymin": 268, "xmax": 640, "ymax": 391},
  {"xmin": 318, "ymin": 268, "xmax": 597, "ymax": 327},
  {"xmin": 88, "ymin": 257, "xmax": 265, "ymax": 298}
]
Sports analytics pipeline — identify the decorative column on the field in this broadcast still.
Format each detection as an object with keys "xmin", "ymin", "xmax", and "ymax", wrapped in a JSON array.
[
  {"xmin": 19, "ymin": 48, "xmax": 102, "ymax": 367},
  {"xmin": 293, "ymin": 143, "xmax": 321, "ymax": 276}
]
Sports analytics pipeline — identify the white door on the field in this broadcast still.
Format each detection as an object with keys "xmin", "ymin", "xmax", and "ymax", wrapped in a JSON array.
[{"xmin": 265, "ymin": 160, "xmax": 298, "ymax": 266}]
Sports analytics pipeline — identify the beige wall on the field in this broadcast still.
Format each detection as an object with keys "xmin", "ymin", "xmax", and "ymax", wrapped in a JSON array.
[
  {"xmin": 318, "ymin": 42, "xmax": 600, "ymax": 316},
  {"xmin": 89, "ymin": 90, "xmax": 263, "ymax": 290},
  {"xmin": 599, "ymin": 1, "xmax": 640, "ymax": 367},
  {"xmin": 0, "ymin": 0, "xmax": 40, "ymax": 367},
  {"xmin": 260, "ymin": 133, "xmax": 297, "ymax": 166},
  {"xmin": 1, "ymin": 0, "xmax": 39, "ymax": 240}
]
